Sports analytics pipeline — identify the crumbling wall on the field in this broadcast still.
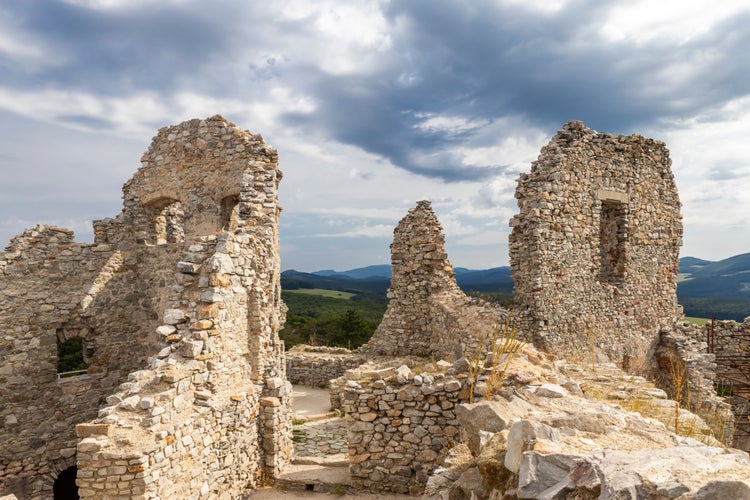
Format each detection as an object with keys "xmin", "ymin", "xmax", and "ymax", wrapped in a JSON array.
[
  {"xmin": 362, "ymin": 200, "xmax": 505, "ymax": 359},
  {"xmin": 0, "ymin": 226, "xmax": 170, "ymax": 497},
  {"xmin": 655, "ymin": 321, "xmax": 734, "ymax": 443},
  {"xmin": 343, "ymin": 364, "xmax": 472, "ymax": 495},
  {"xmin": 509, "ymin": 121, "xmax": 683, "ymax": 366},
  {"xmin": 706, "ymin": 318, "xmax": 750, "ymax": 449},
  {"xmin": 0, "ymin": 115, "xmax": 292, "ymax": 499},
  {"xmin": 285, "ymin": 345, "xmax": 366, "ymax": 387}
]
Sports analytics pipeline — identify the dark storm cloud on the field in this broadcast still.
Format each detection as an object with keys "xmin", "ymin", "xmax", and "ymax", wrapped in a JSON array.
[
  {"xmin": 0, "ymin": 0, "xmax": 261, "ymax": 95},
  {"xmin": 277, "ymin": 0, "xmax": 750, "ymax": 182},
  {"xmin": 3, "ymin": 0, "xmax": 749, "ymax": 185}
]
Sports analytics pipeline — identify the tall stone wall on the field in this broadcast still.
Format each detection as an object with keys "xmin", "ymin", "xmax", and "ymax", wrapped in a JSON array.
[
  {"xmin": 509, "ymin": 121, "xmax": 683, "ymax": 367},
  {"xmin": 0, "ymin": 115, "xmax": 292, "ymax": 499},
  {"xmin": 362, "ymin": 200, "xmax": 505, "ymax": 359},
  {"xmin": 0, "ymin": 229, "xmax": 172, "ymax": 497}
]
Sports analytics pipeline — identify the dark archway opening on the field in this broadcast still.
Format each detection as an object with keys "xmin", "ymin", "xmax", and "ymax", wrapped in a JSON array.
[{"xmin": 53, "ymin": 466, "xmax": 79, "ymax": 500}]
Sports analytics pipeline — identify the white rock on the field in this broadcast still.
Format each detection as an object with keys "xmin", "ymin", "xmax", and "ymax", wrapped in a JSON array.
[
  {"xmin": 535, "ymin": 383, "xmax": 567, "ymax": 398},
  {"xmin": 163, "ymin": 309, "xmax": 186, "ymax": 324}
]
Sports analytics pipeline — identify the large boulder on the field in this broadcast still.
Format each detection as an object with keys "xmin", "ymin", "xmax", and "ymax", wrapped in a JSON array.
[{"xmin": 457, "ymin": 397, "xmax": 533, "ymax": 455}]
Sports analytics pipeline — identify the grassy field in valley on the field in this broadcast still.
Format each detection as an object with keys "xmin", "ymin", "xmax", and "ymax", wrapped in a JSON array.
[{"xmin": 284, "ymin": 288, "xmax": 356, "ymax": 300}]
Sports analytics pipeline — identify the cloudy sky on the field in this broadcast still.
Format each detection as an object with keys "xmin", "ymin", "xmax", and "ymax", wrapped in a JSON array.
[{"xmin": 0, "ymin": 0, "xmax": 748, "ymax": 271}]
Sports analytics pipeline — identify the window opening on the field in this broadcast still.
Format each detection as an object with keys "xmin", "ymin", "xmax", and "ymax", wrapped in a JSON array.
[
  {"xmin": 220, "ymin": 195, "xmax": 240, "ymax": 231},
  {"xmin": 57, "ymin": 336, "xmax": 88, "ymax": 379},
  {"xmin": 598, "ymin": 200, "xmax": 627, "ymax": 284},
  {"xmin": 151, "ymin": 199, "xmax": 184, "ymax": 244}
]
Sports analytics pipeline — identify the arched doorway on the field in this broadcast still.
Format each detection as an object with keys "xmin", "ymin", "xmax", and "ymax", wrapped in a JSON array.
[{"xmin": 53, "ymin": 466, "xmax": 79, "ymax": 500}]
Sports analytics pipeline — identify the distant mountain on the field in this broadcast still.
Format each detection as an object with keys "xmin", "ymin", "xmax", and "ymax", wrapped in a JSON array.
[
  {"xmin": 314, "ymin": 265, "xmax": 392, "ymax": 280},
  {"xmin": 281, "ymin": 269, "xmax": 390, "ymax": 295},
  {"xmin": 455, "ymin": 266, "xmax": 513, "ymax": 293},
  {"xmin": 678, "ymin": 254, "xmax": 750, "ymax": 321},
  {"xmin": 678, "ymin": 256, "xmax": 713, "ymax": 275},
  {"xmin": 282, "ymin": 264, "xmax": 515, "ymax": 296},
  {"xmin": 678, "ymin": 253, "xmax": 750, "ymax": 298},
  {"xmin": 309, "ymin": 264, "xmax": 514, "ymax": 291},
  {"xmin": 283, "ymin": 255, "xmax": 750, "ymax": 321}
]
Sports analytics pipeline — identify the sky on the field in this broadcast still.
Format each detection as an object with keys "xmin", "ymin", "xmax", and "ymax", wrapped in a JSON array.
[{"xmin": 0, "ymin": 0, "xmax": 749, "ymax": 272}]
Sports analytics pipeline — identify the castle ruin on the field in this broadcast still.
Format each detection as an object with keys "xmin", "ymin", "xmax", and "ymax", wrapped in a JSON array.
[
  {"xmin": 0, "ymin": 116, "xmax": 292, "ymax": 499},
  {"xmin": 1, "ymin": 116, "xmax": 747, "ymax": 498},
  {"xmin": 509, "ymin": 120, "xmax": 683, "ymax": 368},
  {"xmin": 361, "ymin": 200, "xmax": 505, "ymax": 359}
]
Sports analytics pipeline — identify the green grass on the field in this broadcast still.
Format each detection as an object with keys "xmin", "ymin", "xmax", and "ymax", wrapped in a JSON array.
[
  {"xmin": 685, "ymin": 316, "xmax": 710, "ymax": 326},
  {"xmin": 284, "ymin": 288, "xmax": 356, "ymax": 300}
]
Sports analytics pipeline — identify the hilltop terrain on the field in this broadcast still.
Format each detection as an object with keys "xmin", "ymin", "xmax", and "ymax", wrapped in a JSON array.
[{"xmin": 280, "ymin": 254, "xmax": 750, "ymax": 334}]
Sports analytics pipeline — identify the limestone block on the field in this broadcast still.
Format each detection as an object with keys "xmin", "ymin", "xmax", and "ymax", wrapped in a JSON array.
[
  {"xmin": 396, "ymin": 365, "xmax": 412, "ymax": 384},
  {"xmin": 516, "ymin": 452, "xmax": 575, "ymax": 499},
  {"xmin": 476, "ymin": 431, "xmax": 511, "ymax": 491},
  {"xmin": 535, "ymin": 383, "xmax": 567, "ymax": 398},
  {"xmin": 505, "ymin": 420, "xmax": 560, "ymax": 474},
  {"xmin": 693, "ymin": 480, "xmax": 750, "ymax": 499},
  {"xmin": 176, "ymin": 261, "xmax": 201, "ymax": 273},
  {"xmin": 163, "ymin": 309, "xmax": 186, "ymax": 324},
  {"xmin": 206, "ymin": 253, "xmax": 234, "ymax": 273},
  {"xmin": 180, "ymin": 340, "xmax": 204, "ymax": 358},
  {"xmin": 448, "ymin": 467, "xmax": 486, "ymax": 500},
  {"xmin": 76, "ymin": 423, "xmax": 111, "ymax": 437},
  {"xmin": 120, "ymin": 395, "xmax": 141, "ymax": 411},
  {"xmin": 458, "ymin": 399, "xmax": 533, "ymax": 456}
]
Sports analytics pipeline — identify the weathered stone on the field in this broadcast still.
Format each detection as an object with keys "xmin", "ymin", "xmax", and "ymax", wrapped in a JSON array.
[
  {"xmin": 360, "ymin": 200, "xmax": 506, "ymax": 359},
  {"xmin": 476, "ymin": 431, "xmax": 511, "ymax": 491},
  {"xmin": 517, "ymin": 452, "xmax": 575, "ymax": 499},
  {"xmin": 505, "ymin": 420, "xmax": 560, "ymax": 474},
  {"xmin": 448, "ymin": 467, "xmax": 486, "ymax": 500},
  {"xmin": 509, "ymin": 121, "xmax": 682, "ymax": 366},
  {"xmin": 163, "ymin": 309, "xmax": 186, "ymax": 325},
  {"xmin": 535, "ymin": 383, "xmax": 566, "ymax": 399},
  {"xmin": 180, "ymin": 340, "xmax": 204, "ymax": 358},
  {"xmin": 0, "ymin": 116, "xmax": 293, "ymax": 499},
  {"xmin": 458, "ymin": 399, "xmax": 533, "ymax": 456},
  {"xmin": 693, "ymin": 480, "xmax": 750, "ymax": 499},
  {"xmin": 76, "ymin": 423, "xmax": 111, "ymax": 438}
]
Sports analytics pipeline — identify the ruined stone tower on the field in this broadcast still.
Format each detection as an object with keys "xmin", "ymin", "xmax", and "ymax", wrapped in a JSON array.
[
  {"xmin": 0, "ymin": 116, "xmax": 292, "ymax": 499},
  {"xmin": 509, "ymin": 120, "xmax": 683, "ymax": 367},
  {"xmin": 362, "ymin": 200, "xmax": 504, "ymax": 359}
]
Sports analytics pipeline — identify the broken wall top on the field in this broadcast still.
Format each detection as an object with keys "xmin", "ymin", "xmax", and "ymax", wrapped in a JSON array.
[
  {"xmin": 389, "ymin": 200, "xmax": 461, "ymax": 296},
  {"xmin": 363, "ymin": 200, "xmax": 504, "ymax": 358},
  {"xmin": 97, "ymin": 115, "xmax": 282, "ymax": 244},
  {"xmin": 509, "ymin": 120, "xmax": 683, "ymax": 365}
]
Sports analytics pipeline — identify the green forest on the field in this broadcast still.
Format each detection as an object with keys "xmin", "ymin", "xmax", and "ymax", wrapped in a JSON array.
[
  {"xmin": 278, "ymin": 253, "xmax": 750, "ymax": 351},
  {"xmin": 280, "ymin": 289, "xmax": 387, "ymax": 349}
]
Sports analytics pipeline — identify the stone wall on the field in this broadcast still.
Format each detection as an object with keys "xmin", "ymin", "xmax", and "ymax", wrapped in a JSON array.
[
  {"xmin": 654, "ymin": 321, "xmax": 734, "ymax": 443},
  {"xmin": 343, "ymin": 363, "xmax": 472, "ymax": 495},
  {"xmin": 0, "ymin": 226, "xmax": 172, "ymax": 497},
  {"xmin": 509, "ymin": 121, "xmax": 683, "ymax": 366},
  {"xmin": 706, "ymin": 318, "xmax": 750, "ymax": 448},
  {"xmin": 285, "ymin": 345, "xmax": 366, "ymax": 388},
  {"xmin": 362, "ymin": 200, "xmax": 506, "ymax": 359},
  {"xmin": 0, "ymin": 115, "xmax": 292, "ymax": 499}
]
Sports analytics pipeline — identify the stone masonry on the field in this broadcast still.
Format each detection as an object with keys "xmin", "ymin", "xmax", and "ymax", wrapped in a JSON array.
[
  {"xmin": 285, "ymin": 345, "xmax": 366, "ymax": 388},
  {"xmin": 361, "ymin": 200, "xmax": 506, "ymax": 359},
  {"xmin": 509, "ymin": 120, "xmax": 683, "ymax": 367},
  {"xmin": 343, "ymin": 362, "xmax": 473, "ymax": 495},
  {"xmin": 0, "ymin": 115, "xmax": 292, "ymax": 499}
]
